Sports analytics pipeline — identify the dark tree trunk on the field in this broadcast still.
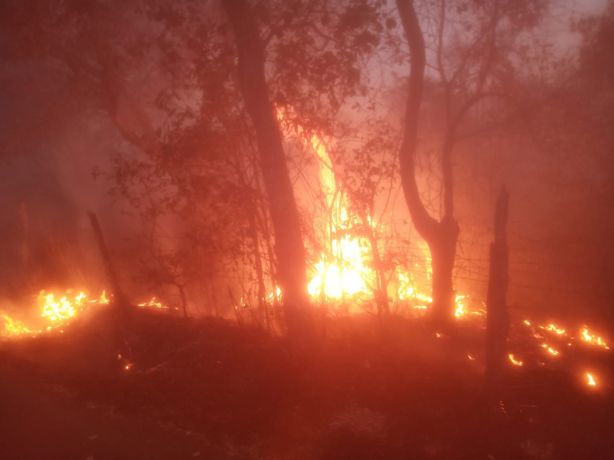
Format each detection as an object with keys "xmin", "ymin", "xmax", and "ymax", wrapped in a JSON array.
[
  {"xmin": 177, "ymin": 284, "xmax": 189, "ymax": 319},
  {"xmin": 429, "ymin": 217, "xmax": 459, "ymax": 323},
  {"xmin": 485, "ymin": 187, "xmax": 510, "ymax": 387},
  {"xmin": 88, "ymin": 212, "xmax": 130, "ymax": 365},
  {"xmin": 222, "ymin": 0, "xmax": 312, "ymax": 339},
  {"xmin": 396, "ymin": 0, "xmax": 458, "ymax": 325},
  {"xmin": 88, "ymin": 212, "xmax": 128, "ymax": 308}
]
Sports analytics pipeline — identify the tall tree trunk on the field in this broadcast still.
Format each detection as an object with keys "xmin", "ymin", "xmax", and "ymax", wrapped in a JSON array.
[
  {"xmin": 222, "ymin": 0, "xmax": 312, "ymax": 338},
  {"xmin": 396, "ymin": 0, "xmax": 459, "ymax": 324},
  {"xmin": 485, "ymin": 187, "xmax": 510, "ymax": 388}
]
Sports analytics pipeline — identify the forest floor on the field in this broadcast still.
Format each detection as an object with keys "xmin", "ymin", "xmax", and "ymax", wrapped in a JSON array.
[{"xmin": 1, "ymin": 307, "xmax": 613, "ymax": 460}]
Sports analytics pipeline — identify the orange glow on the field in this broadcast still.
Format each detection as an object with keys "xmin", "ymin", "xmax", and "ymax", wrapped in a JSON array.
[
  {"xmin": 279, "ymin": 108, "xmax": 375, "ymax": 304},
  {"xmin": 1, "ymin": 314, "xmax": 35, "ymax": 337},
  {"xmin": 276, "ymin": 107, "xmax": 486, "ymax": 318},
  {"xmin": 585, "ymin": 372, "xmax": 598, "ymax": 387},
  {"xmin": 579, "ymin": 327, "xmax": 610, "ymax": 350},
  {"xmin": 540, "ymin": 323, "xmax": 567, "ymax": 336},
  {"xmin": 508, "ymin": 353, "xmax": 524, "ymax": 367},
  {"xmin": 454, "ymin": 295, "xmax": 466, "ymax": 318},
  {"xmin": 38, "ymin": 290, "xmax": 82, "ymax": 323},
  {"xmin": 540, "ymin": 343, "xmax": 560, "ymax": 357},
  {"xmin": 1, "ymin": 289, "xmax": 109, "ymax": 338},
  {"xmin": 1, "ymin": 289, "xmax": 172, "ymax": 339},
  {"xmin": 137, "ymin": 297, "xmax": 165, "ymax": 309}
]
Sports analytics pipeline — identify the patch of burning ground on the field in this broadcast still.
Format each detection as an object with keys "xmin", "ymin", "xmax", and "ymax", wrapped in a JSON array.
[{"xmin": 1, "ymin": 308, "xmax": 614, "ymax": 460}]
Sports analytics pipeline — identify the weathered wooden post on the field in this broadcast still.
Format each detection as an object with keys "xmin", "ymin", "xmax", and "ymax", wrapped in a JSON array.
[{"xmin": 485, "ymin": 187, "xmax": 510, "ymax": 390}]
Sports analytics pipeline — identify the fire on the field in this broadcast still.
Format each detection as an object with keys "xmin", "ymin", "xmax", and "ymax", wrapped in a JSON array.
[
  {"xmin": 397, "ymin": 272, "xmax": 432, "ymax": 307},
  {"xmin": 137, "ymin": 297, "xmax": 165, "ymax": 309},
  {"xmin": 266, "ymin": 286, "xmax": 282, "ymax": 304},
  {"xmin": 454, "ymin": 295, "xmax": 466, "ymax": 318},
  {"xmin": 273, "ymin": 107, "xmax": 611, "ymax": 396},
  {"xmin": 1, "ymin": 314, "xmax": 35, "ymax": 337},
  {"xmin": 540, "ymin": 343, "xmax": 561, "ymax": 357},
  {"xmin": 585, "ymin": 372, "xmax": 598, "ymax": 388},
  {"xmin": 99, "ymin": 290, "xmax": 110, "ymax": 304},
  {"xmin": 541, "ymin": 323, "xmax": 567, "ymax": 336},
  {"xmin": 1, "ymin": 289, "xmax": 172, "ymax": 339},
  {"xmin": 1, "ymin": 289, "xmax": 111, "ymax": 338},
  {"xmin": 508, "ymin": 353, "xmax": 524, "ymax": 367},
  {"xmin": 276, "ymin": 107, "xmax": 485, "ymax": 318},
  {"xmin": 579, "ymin": 327, "xmax": 610, "ymax": 350},
  {"xmin": 39, "ymin": 291, "xmax": 80, "ymax": 323},
  {"xmin": 300, "ymin": 124, "xmax": 375, "ymax": 303}
]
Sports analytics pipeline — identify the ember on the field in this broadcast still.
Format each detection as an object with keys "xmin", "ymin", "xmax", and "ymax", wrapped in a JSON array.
[
  {"xmin": 579, "ymin": 327, "xmax": 610, "ymax": 350},
  {"xmin": 540, "ymin": 343, "xmax": 561, "ymax": 357},
  {"xmin": 1, "ymin": 0, "xmax": 614, "ymax": 458},
  {"xmin": 585, "ymin": 372, "xmax": 598, "ymax": 387},
  {"xmin": 508, "ymin": 354, "xmax": 524, "ymax": 367}
]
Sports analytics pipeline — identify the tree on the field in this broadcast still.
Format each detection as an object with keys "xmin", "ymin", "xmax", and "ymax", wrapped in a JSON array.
[
  {"xmin": 222, "ymin": 0, "xmax": 313, "ymax": 338},
  {"xmin": 394, "ymin": 0, "xmax": 544, "ymax": 324}
]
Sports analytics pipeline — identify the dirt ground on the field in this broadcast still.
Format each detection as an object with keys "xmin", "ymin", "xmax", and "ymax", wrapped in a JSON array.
[{"xmin": 1, "ymin": 310, "xmax": 613, "ymax": 460}]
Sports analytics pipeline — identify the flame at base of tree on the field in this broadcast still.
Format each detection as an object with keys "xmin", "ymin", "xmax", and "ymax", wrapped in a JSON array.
[{"xmin": 276, "ymin": 107, "xmax": 484, "ymax": 318}]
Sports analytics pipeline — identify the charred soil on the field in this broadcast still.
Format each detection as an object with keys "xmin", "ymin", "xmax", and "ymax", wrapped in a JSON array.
[{"xmin": 1, "ymin": 308, "xmax": 613, "ymax": 460}]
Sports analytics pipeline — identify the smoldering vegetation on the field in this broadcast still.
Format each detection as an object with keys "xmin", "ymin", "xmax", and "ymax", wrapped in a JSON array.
[{"xmin": 0, "ymin": 0, "xmax": 613, "ymax": 459}]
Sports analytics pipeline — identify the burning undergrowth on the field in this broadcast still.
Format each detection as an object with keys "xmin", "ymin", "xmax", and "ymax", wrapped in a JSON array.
[{"xmin": 1, "ymin": 299, "xmax": 613, "ymax": 459}]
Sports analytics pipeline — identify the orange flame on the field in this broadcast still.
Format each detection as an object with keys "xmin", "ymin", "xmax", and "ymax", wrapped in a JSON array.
[
  {"xmin": 508, "ymin": 353, "xmax": 524, "ymax": 367},
  {"xmin": 540, "ymin": 343, "xmax": 560, "ymax": 357},
  {"xmin": 579, "ymin": 327, "xmax": 610, "ymax": 350},
  {"xmin": 1, "ymin": 289, "xmax": 171, "ymax": 339},
  {"xmin": 585, "ymin": 372, "xmax": 598, "ymax": 388}
]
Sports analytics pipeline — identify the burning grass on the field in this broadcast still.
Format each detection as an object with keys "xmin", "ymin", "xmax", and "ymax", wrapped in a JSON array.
[{"xmin": 1, "ymin": 303, "xmax": 613, "ymax": 459}]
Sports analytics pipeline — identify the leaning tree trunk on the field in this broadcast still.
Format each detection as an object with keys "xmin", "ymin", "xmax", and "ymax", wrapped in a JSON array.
[
  {"xmin": 396, "ymin": 0, "xmax": 458, "ymax": 325},
  {"xmin": 222, "ymin": 0, "xmax": 312, "ymax": 339},
  {"xmin": 485, "ymin": 187, "xmax": 510, "ymax": 389}
]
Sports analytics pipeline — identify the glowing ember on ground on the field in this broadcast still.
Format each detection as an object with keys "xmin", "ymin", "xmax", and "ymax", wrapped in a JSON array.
[
  {"xmin": 137, "ymin": 297, "xmax": 165, "ymax": 309},
  {"xmin": 523, "ymin": 319, "xmax": 532, "ymax": 327},
  {"xmin": 508, "ymin": 354, "xmax": 524, "ymax": 367},
  {"xmin": 579, "ymin": 327, "xmax": 610, "ymax": 350},
  {"xmin": 585, "ymin": 372, "xmax": 598, "ymax": 388},
  {"xmin": 540, "ymin": 343, "xmax": 561, "ymax": 357},
  {"xmin": 541, "ymin": 323, "xmax": 567, "ymax": 336}
]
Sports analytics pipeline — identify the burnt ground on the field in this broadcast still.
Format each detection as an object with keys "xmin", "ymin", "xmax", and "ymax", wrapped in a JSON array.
[{"xmin": 1, "ymin": 308, "xmax": 613, "ymax": 460}]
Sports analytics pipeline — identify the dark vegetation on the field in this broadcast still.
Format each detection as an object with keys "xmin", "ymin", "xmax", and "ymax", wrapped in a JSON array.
[
  {"xmin": 2, "ymin": 306, "xmax": 613, "ymax": 459},
  {"xmin": 1, "ymin": 0, "xmax": 614, "ymax": 458}
]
